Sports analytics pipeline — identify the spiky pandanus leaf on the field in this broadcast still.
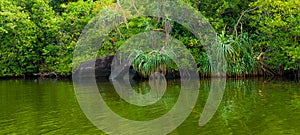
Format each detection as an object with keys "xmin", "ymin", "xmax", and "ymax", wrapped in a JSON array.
[{"xmin": 130, "ymin": 47, "xmax": 176, "ymax": 77}]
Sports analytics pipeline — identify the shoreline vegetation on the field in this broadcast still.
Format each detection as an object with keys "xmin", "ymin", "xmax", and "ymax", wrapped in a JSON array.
[
  {"xmin": 0, "ymin": 69, "xmax": 298, "ymax": 80},
  {"xmin": 1, "ymin": 0, "xmax": 299, "ymax": 80}
]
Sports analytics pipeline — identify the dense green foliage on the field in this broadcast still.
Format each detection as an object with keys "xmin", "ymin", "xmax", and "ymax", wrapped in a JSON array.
[
  {"xmin": 249, "ymin": 0, "xmax": 300, "ymax": 73},
  {"xmin": 0, "ymin": 0, "xmax": 113, "ymax": 77},
  {"xmin": 0, "ymin": 0, "xmax": 299, "ymax": 77}
]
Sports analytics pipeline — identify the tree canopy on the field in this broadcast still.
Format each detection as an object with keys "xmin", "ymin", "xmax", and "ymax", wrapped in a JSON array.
[{"xmin": 0, "ymin": 0, "xmax": 299, "ymax": 78}]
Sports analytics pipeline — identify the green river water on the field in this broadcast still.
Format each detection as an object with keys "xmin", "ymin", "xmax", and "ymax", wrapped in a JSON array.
[{"xmin": 0, "ymin": 78, "xmax": 300, "ymax": 134}]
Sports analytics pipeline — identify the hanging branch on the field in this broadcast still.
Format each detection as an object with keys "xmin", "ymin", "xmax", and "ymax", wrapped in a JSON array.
[
  {"xmin": 256, "ymin": 52, "xmax": 276, "ymax": 77},
  {"xmin": 232, "ymin": 6, "xmax": 258, "ymax": 38},
  {"xmin": 258, "ymin": 61, "xmax": 276, "ymax": 77},
  {"xmin": 165, "ymin": 19, "xmax": 172, "ymax": 45},
  {"xmin": 117, "ymin": 0, "xmax": 129, "ymax": 29}
]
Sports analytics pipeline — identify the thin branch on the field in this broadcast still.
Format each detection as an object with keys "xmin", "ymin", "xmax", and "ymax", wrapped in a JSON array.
[
  {"xmin": 152, "ymin": 28, "xmax": 165, "ymax": 31},
  {"xmin": 115, "ymin": 23, "xmax": 123, "ymax": 38},
  {"xmin": 117, "ymin": 0, "xmax": 129, "ymax": 29},
  {"xmin": 232, "ymin": 6, "xmax": 258, "ymax": 38},
  {"xmin": 131, "ymin": 0, "xmax": 139, "ymax": 14}
]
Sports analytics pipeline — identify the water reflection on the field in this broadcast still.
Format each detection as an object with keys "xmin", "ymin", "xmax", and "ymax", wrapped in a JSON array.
[{"xmin": 0, "ymin": 78, "xmax": 299, "ymax": 134}]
